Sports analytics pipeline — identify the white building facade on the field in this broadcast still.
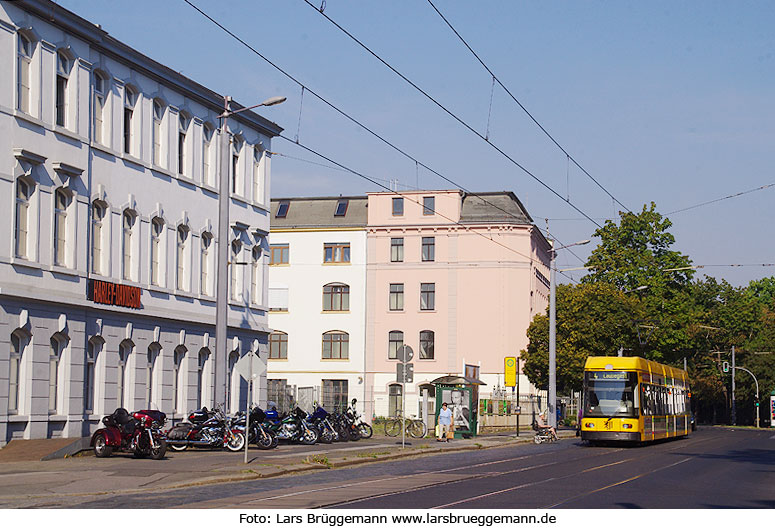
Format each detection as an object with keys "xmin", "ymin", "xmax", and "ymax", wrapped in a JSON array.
[
  {"xmin": 267, "ymin": 197, "xmax": 367, "ymax": 413},
  {"xmin": 0, "ymin": 0, "xmax": 282, "ymax": 444}
]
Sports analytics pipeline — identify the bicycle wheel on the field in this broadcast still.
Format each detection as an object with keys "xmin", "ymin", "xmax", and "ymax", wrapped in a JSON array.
[
  {"xmin": 408, "ymin": 419, "xmax": 427, "ymax": 439},
  {"xmin": 384, "ymin": 419, "xmax": 401, "ymax": 437}
]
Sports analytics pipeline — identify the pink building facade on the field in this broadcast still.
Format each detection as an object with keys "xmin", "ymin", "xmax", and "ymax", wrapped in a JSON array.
[{"xmin": 365, "ymin": 190, "xmax": 551, "ymax": 420}]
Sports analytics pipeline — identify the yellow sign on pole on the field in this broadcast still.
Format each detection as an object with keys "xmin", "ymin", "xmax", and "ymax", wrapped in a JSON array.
[{"xmin": 504, "ymin": 356, "xmax": 517, "ymax": 387}]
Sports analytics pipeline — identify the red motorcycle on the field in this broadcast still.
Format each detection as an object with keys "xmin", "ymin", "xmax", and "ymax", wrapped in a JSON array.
[{"xmin": 91, "ymin": 408, "xmax": 168, "ymax": 459}]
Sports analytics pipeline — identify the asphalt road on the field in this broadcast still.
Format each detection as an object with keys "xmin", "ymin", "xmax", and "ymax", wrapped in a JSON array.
[{"xmin": 52, "ymin": 427, "xmax": 774, "ymax": 509}]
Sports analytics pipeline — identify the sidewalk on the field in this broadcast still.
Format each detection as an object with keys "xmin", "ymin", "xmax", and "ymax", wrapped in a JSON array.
[{"xmin": 0, "ymin": 429, "xmax": 577, "ymax": 505}]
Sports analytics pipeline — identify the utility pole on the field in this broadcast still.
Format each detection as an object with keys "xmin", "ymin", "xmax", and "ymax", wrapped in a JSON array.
[{"xmin": 731, "ymin": 346, "xmax": 736, "ymax": 426}]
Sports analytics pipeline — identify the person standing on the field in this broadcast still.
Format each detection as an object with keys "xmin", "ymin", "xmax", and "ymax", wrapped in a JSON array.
[{"xmin": 437, "ymin": 402, "xmax": 453, "ymax": 442}]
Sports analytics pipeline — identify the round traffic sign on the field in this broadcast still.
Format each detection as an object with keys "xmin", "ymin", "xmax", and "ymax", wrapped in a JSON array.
[{"xmin": 397, "ymin": 344, "xmax": 414, "ymax": 363}]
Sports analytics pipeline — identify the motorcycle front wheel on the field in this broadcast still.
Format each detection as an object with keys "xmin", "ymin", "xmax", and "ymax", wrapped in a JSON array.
[
  {"xmin": 226, "ymin": 432, "xmax": 246, "ymax": 452},
  {"xmin": 256, "ymin": 429, "xmax": 276, "ymax": 450},
  {"xmin": 150, "ymin": 439, "xmax": 167, "ymax": 460},
  {"xmin": 301, "ymin": 426, "xmax": 320, "ymax": 445},
  {"xmin": 359, "ymin": 423, "xmax": 373, "ymax": 439}
]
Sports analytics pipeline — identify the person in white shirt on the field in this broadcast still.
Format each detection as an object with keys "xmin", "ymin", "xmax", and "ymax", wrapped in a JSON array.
[{"xmin": 437, "ymin": 402, "xmax": 453, "ymax": 442}]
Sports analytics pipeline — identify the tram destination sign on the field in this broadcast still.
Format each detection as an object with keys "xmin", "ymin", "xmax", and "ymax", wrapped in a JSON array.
[
  {"xmin": 87, "ymin": 279, "xmax": 141, "ymax": 309},
  {"xmin": 589, "ymin": 371, "xmax": 629, "ymax": 380}
]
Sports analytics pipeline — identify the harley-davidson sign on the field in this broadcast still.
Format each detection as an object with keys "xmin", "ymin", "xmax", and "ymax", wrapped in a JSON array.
[{"xmin": 88, "ymin": 279, "xmax": 141, "ymax": 309}]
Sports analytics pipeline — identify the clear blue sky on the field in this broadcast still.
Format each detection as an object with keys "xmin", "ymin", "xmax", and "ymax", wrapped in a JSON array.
[{"xmin": 56, "ymin": 0, "xmax": 775, "ymax": 286}]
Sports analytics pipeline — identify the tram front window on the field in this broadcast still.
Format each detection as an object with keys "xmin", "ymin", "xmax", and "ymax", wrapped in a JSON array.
[{"xmin": 584, "ymin": 371, "xmax": 637, "ymax": 418}]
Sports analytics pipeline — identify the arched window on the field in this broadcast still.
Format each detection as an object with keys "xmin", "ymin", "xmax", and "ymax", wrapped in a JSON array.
[
  {"xmin": 85, "ymin": 337, "xmax": 102, "ymax": 413},
  {"xmin": 9, "ymin": 330, "xmax": 30, "ymax": 414},
  {"xmin": 122, "ymin": 210, "xmax": 136, "ymax": 280},
  {"xmin": 146, "ymin": 343, "xmax": 160, "ymax": 408},
  {"xmin": 118, "ymin": 340, "xmax": 133, "ymax": 409},
  {"xmin": 269, "ymin": 332, "xmax": 288, "ymax": 359},
  {"xmin": 17, "ymin": 33, "xmax": 33, "ymax": 113},
  {"xmin": 200, "ymin": 232, "xmax": 213, "ymax": 296},
  {"xmin": 197, "ymin": 348, "xmax": 210, "ymax": 409},
  {"xmin": 150, "ymin": 217, "xmax": 164, "ymax": 286},
  {"xmin": 231, "ymin": 136, "xmax": 243, "ymax": 194},
  {"xmin": 152, "ymin": 99, "xmax": 165, "ymax": 166},
  {"xmin": 55, "ymin": 51, "xmax": 71, "ymax": 127},
  {"xmin": 228, "ymin": 350, "xmax": 240, "ymax": 413},
  {"xmin": 419, "ymin": 330, "xmax": 435, "ymax": 360},
  {"xmin": 202, "ymin": 123, "xmax": 214, "ymax": 186},
  {"xmin": 388, "ymin": 330, "xmax": 403, "ymax": 360},
  {"xmin": 251, "ymin": 245, "xmax": 262, "ymax": 305},
  {"xmin": 49, "ymin": 334, "xmax": 66, "ymax": 413},
  {"xmin": 15, "ymin": 178, "xmax": 32, "ymax": 259},
  {"xmin": 91, "ymin": 201, "xmax": 106, "ymax": 274},
  {"xmin": 93, "ymin": 71, "xmax": 107, "ymax": 144},
  {"xmin": 323, "ymin": 283, "xmax": 350, "ymax": 311},
  {"xmin": 53, "ymin": 188, "xmax": 71, "ymax": 267},
  {"xmin": 230, "ymin": 240, "xmax": 242, "ymax": 301},
  {"xmin": 174, "ymin": 346, "xmax": 187, "ymax": 414},
  {"xmin": 178, "ymin": 113, "xmax": 190, "ymax": 175},
  {"xmin": 322, "ymin": 331, "xmax": 349, "ymax": 360},
  {"xmin": 253, "ymin": 145, "xmax": 264, "ymax": 203},
  {"xmin": 123, "ymin": 86, "xmax": 137, "ymax": 154},
  {"xmin": 388, "ymin": 384, "xmax": 402, "ymax": 418},
  {"xmin": 176, "ymin": 225, "xmax": 189, "ymax": 291}
]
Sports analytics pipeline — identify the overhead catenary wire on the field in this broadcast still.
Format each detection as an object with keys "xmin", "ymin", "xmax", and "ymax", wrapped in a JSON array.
[
  {"xmin": 299, "ymin": 0, "xmax": 604, "ymax": 229},
  {"xmin": 426, "ymin": 0, "xmax": 631, "ymax": 215},
  {"xmin": 182, "ymin": 0, "xmax": 590, "ymax": 266}
]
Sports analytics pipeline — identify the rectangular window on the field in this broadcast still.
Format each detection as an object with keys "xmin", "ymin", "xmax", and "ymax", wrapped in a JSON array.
[
  {"xmin": 268, "ymin": 287, "xmax": 289, "ymax": 311},
  {"xmin": 422, "ymin": 237, "xmax": 435, "ymax": 262},
  {"xmin": 335, "ymin": 199, "xmax": 348, "ymax": 216},
  {"xmin": 15, "ymin": 180, "xmax": 30, "ymax": 259},
  {"xmin": 420, "ymin": 283, "xmax": 435, "ymax": 310},
  {"xmin": 324, "ymin": 242, "xmax": 350, "ymax": 263},
  {"xmin": 253, "ymin": 148, "xmax": 264, "ymax": 204},
  {"xmin": 392, "ymin": 197, "xmax": 404, "ymax": 216},
  {"xmin": 275, "ymin": 201, "xmax": 290, "ymax": 218},
  {"xmin": 420, "ymin": 330, "xmax": 435, "ymax": 359},
  {"xmin": 9, "ymin": 334, "xmax": 22, "ymax": 413},
  {"xmin": 389, "ymin": 283, "xmax": 404, "ymax": 311},
  {"xmin": 53, "ymin": 191, "xmax": 69, "ymax": 266},
  {"xmin": 123, "ymin": 107, "xmax": 133, "ymax": 154},
  {"xmin": 270, "ymin": 244, "xmax": 289, "ymax": 265},
  {"xmin": 423, "ymin": 196, "xmax": 435, "ymax": 215},
  {"xmin": 388, "ymin": 331, "xmax": 403, "ymax": 360},
  {"xmin": 269, "ymin": 333, "xmax": 288, "ymax": 359},
  {"xmin": 17, "ymin": 35, "xmax": 32, "ymax": 113},
  {"xmin": 390, "ymin": 238, "xmax": 404, "ymax": 262},
  {"xmin": 56, "ymin": 75, "xmax": 67, "ymax": 127},
  {"xmin": 267, "ymin": 379, "xmax": 290, "ymax": 410},
  {"xmin": 322, "ymin": 379, "xmax": 348, "ymax": 410}
]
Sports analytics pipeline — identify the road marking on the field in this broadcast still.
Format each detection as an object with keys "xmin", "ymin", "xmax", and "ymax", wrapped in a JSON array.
[{"xmin": 544, "ymin": 456, "xmax": 694, "ymax": 508}]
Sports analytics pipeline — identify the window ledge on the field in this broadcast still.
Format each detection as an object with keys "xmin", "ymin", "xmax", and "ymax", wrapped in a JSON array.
[
  {"xmin": 13, "ymin": 110, "xmax": 44, "ymax": 128},
  {"xmin": 199, "ymin": 293, "xmax": 216, "ymax": 303},
  {"xmin": 268, "ymin": 358, "xmax": 288, "ymax": 362},
  {"xmin": 10, "ymin": 257, "xmax": 41, "ymax": 270},
  {"xmin": 321, "ymin": 358, "xmax": 351, "ymax": 362},
  {"xmin": 53, "ymin": 126, "xmax": 86, "ymax": 144},
  {"xmin": 121, "ymin": 154, "xmax": 144, "ymax": 168},
  {"xmin": 147, "ymin": 284, "xmax": 172, "ymax": 295},
  {"xmin": 173, "ymin": 289, "xmax": 194, "ymax": 300},
  {"xmin": 230, "ymin": 194, "xmax": 248, "ymax": 206},
  {"xmin": 201, "ymin": 183, "xmax": 218, "ymax": 194},
  {"xmin": 322, "ymin": 310, "xmax": 351, "ymax": 314},
  {"xmin": 91, "ymin": 142, "xmax": 121, "ymax": 159},
  {"xmin": 150, "ymin": 164, "xmax": 174, "ymax": 178},
  {"xmin": 269, "ymin": 309, "xmax": 289, "ymax": 313},
  {"xmin": 50, "ymin": 265, "xmax": 80, "ymax": 277},
  {"xmin": 269, "ymin": 263, "xmax": 290, "ymax": 267},
  {"xmin": 323, "ymin": 262, "xmax": 351, "ymax": 266}
]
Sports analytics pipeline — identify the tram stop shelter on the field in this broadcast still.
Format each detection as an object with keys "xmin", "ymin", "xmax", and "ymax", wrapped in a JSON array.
[{"xmin": 431, "ymin": 375, "xmax": 486, "ymax": 438}]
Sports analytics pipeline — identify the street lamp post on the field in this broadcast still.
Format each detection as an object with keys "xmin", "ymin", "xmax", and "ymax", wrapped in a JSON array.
[
  {"xmin": 548, "ymin": 239, "xmax": 590, "ymax": 429},
  {"xmin": 215, "ymin": 95, "xmax": 285, "ymax": 411},
  {"xmin": 736, "ymin": 366, "xmax": 760, "ymax": 428}
]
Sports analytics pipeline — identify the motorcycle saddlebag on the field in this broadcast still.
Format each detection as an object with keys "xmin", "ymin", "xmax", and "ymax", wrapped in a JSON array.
[
  {"xmin": 188, "ymin": 409, "xmax": 210, "ymax": 423},
  {"xmin": 167, "ymin": 423, "xmax": 192, "ymax": 440}
]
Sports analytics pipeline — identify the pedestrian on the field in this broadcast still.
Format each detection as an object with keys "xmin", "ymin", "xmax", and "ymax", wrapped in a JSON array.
[{"xmin": 437, "ymin": 402, "xmax": 452, "ymax": 442}]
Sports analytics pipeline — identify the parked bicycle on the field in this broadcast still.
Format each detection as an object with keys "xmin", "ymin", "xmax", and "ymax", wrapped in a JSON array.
[{"xmin": 384, "ymin": 410, "xmax": 427, "ymax": 438}]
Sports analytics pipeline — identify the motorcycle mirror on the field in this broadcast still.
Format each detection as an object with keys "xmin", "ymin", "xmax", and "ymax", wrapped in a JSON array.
[{"xmin": 352, "ymin": 398, "xmax": 357, "ymax": 405}]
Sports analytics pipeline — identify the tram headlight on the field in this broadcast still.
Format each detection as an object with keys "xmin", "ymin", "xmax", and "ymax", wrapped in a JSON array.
[
  {"xmin": 585, "ymin": 422, "xmax": 595, "ymax": 429},
  {"xmin": 622, "ymin": 423, "xmax": 633, "ymax": 429}
]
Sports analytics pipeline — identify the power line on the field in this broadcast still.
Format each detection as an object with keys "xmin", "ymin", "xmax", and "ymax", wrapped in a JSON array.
[
  {"xmin": 183, "ymin": 0, "xmax": 591, "ymax": 263},
  {"xmin": 425, "ymin": 0, "xmax": 630, "ymax": 214},
  {"xmin": 299, "ymin": 0, "xmax": 603, "ymax": 229},
  {"xmin": 667, "ymin": 182, "xmax": 775, "ymax": 215}
]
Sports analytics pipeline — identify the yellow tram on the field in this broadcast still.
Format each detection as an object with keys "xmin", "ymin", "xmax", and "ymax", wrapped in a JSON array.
[{"xmin": 581, "ymin": 356, "xmax": 691, "ymax": 443}]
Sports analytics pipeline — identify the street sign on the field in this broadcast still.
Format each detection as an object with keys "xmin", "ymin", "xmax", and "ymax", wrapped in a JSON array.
[
  {"xmin": 234, "ymin": 351, "xmax": 261, "ymax": 381},
  {"xmin": 397, "ymin": 344, "xmax": 414, "ymax": 363},
  {"xmin": 504, "ymin": 356, "xmax": 517, "ymax": 387},
  {"xmin": 396, "ymin": 362, "xmax": 414, "ymax": 383}
]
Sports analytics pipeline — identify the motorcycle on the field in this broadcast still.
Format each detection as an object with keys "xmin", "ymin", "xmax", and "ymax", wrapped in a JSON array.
[
  {"xmin": 166, "ymin": 407, "xmax": 245, "ymax": 452},
  {"xmin": 231, "ymin": 406, "xmax": 278, "ymax": 450},
  {"xmin": 307, "ymin": 405, "xmax": 336, "ymax": 444},
  {"xmin": 347, "ymin": 398, "xmax": 373, "ymax": 439},
  {"xmin": 264, "ymin": 406, "xmax": 320, "ymax": 445},
  {"xmin": 330, "ymin": 407, "xmax": 360, "ymax": 442},
  {"xmin": 91, "ymin": 408, "xmax": 167, "ymax": 459}
]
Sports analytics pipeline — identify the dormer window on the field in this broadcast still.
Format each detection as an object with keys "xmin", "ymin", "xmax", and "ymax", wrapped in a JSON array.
[
  {"xmin": 275, "ymin": 201, "xmax": 289, "ymax": 218},
  {"xmin": 335, "ymin": 199, "xmax": 348, "ymax": 217}
]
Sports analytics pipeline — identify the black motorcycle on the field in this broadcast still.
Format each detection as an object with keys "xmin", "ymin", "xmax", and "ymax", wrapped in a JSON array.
[
  {"xmin": 264, "ymin": 406, "xmax": 320, "ymax": 445},
  {"xmin": 231, "ymin": 406, "xmax": 278, "ymax": 450},
  {"xmin": 166, "ymin": 407, "xmax": 245, "ymax": 452},
  {"xmin": 307, "ymin": 405, "xmax": 336, "ymax": 444},
  {"xmin": 331, "ymin": 407, "xmax": 361, "ymax": 442}
]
